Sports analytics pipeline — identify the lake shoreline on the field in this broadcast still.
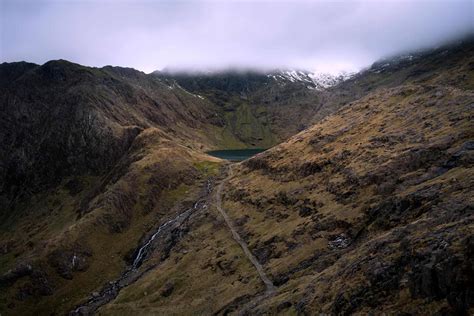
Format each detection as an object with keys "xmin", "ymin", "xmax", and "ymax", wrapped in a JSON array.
[{"xmin": 207, "ymin": 149, "xmax": 267, "ymax": 162}]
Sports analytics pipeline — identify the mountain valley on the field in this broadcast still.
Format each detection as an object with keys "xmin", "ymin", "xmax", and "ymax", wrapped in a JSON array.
[{"xmin": 0, "ymin": 37, "xmax": 473, "ymax": 315}]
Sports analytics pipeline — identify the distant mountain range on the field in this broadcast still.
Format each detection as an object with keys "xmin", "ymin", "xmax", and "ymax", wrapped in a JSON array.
[{"xmin": 156, "ymin": 68, "xmax": 356, "ymax": 91}]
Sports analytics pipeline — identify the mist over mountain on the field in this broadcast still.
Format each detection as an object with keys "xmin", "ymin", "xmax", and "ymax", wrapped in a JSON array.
[{"xmin": 2, "ymin": 0, "xmax": 472, "ymax": 72}]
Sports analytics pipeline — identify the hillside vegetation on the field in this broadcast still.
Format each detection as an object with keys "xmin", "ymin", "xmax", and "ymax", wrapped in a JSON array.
[
  {"xmin": 102, "ymin": 37, "xmax": 474, "ymax": 315},
  {"xmin": 221, "ymin": 41, "xmax": 474, "ymax": 314}
]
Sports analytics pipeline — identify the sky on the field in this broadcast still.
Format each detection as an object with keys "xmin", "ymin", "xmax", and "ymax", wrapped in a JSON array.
[{"xmin": 1, "ymin": 0, "xmax": 473, "ymax": 74}]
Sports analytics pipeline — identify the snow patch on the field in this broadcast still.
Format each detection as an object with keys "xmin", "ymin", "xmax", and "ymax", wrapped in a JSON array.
[{"xmin": 268, "ymin": 69, "xmax": 355, "ymax": 90}]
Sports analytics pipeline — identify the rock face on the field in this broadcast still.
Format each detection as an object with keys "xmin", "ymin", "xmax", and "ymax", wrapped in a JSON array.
[
  {"xmin": 155, "ymin": 69, "xmax": 325, "ymax": 146},
  {"xmin": 0, "ymin": 60, "xmax": 217, "ymax": 213}
]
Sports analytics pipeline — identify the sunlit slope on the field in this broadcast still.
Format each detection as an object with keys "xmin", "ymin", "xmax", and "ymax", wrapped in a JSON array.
[{"xmin": 223, "ymin": 81, "xmax": 473, "ymax": 313}]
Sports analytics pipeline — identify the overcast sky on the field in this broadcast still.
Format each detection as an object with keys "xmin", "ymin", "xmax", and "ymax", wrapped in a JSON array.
[{"xmin": 1, "ymin": 0, "xmax": 472, "ymax": 74}]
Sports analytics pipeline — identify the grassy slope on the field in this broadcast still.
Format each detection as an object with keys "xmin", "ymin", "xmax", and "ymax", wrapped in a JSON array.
[
  {"xmin": 92, "ymin": 44, "xmax": 474, "ymax": 314},
  {"xmin": 221, "ymin": 56, "xmax": 474, "ymax": 313},
  {"xmin": 0, "ymin": 128, "xmax": 223, "ymax": 315},
  {"xmin": 0, "ymin": 60, "xmax": 273, "ymax": 315},
  {"xmin": 98, "ymin": 205, "xmax": 264, "ymax": 315}
]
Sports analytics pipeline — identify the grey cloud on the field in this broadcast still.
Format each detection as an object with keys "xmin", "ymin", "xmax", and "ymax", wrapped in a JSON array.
[{"xmin": 1, "ymin": 0, "xmax": 472, "ymax": 73}]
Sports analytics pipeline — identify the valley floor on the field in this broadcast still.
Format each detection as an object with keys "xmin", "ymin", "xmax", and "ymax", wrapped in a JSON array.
[{"xmin": 85, "ymin": 163, "xmax": 276, "ymax": 315}]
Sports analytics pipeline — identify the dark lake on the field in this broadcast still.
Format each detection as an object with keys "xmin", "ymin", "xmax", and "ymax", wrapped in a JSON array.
[{"xmin": 207, "ymin": 148, "xmax": 266, "ymax": 161}]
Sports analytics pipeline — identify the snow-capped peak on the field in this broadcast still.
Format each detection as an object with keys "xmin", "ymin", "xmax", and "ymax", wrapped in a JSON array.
[
  {"xmin": 267, "ymin": 69, "xmax": 355, "ymax": 90},
  {"xmin": 308, "ymin": 71, "xmax": 355, "ymax": 90}
]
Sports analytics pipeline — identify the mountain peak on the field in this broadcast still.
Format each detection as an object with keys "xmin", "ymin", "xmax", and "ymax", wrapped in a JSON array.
[{"xmin": 268, "ymin": 69, "xmax": 356, "ymax": 90}]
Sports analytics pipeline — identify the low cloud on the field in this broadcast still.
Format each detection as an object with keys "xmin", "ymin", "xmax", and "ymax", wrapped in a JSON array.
[{"xmin": 1, "ymin": 0, "xmax": 472, "ymax": 73}]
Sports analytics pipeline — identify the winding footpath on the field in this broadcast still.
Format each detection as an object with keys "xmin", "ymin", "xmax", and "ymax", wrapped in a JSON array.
[
  {"xmin": 71, "ymin": 166, "xmax": 275, "ymax": 315},
  {"xmin": 215, "ymin": 165, "xmax": 276, "ymax": 294}
]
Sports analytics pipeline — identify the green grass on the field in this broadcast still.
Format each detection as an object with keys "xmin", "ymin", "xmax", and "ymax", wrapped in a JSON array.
[
  {"xmin": 206, "ymin": 99, "xmax": 278, "ymax": 149},
  {"xmin": 193, "ymin": 161, "xmax": 221, "ymax": 177}
]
